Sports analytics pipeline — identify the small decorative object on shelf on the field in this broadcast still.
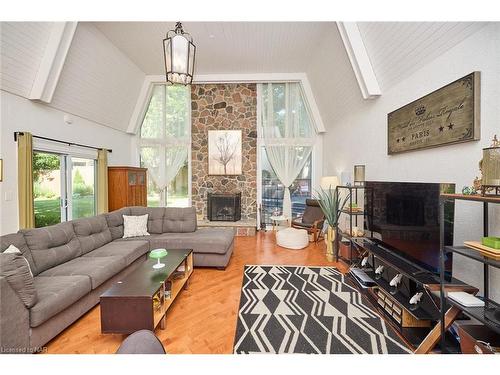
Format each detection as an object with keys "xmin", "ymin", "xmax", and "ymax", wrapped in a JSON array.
[
  {"xmin": 374, "ymin": 265, "xmax": 384, "ymax": 279},
  {"xmin": 346, "ymin": 202, "xmax": 363, "ymax": 213},
  {"xmin": 390, "ymin": 273, "xmax": 403, "ymax": 288},
  {"xmin": 482, "ymin": 236, "xmax": 500, "ymax": 249},
  {"xmin": 149, "ymin": 249, "xmax": 168, "ymax": 269},
  {"xmin": 462, "ymin": 186, "xmax": 477, "ymax": 195},
  {"xmin": 354, "ymin": 165, "xmax": 366, "ymax": 186},
  {"xmin": 349, "ymin": 226, "xmax": 365, "ymax": 237},
  {"xmin": 361, "ymin": 256, "xmax": 369, "ymax": 268},
  {"xmin": 409, "ymin": 292, "xmax": 424, "ymax": 310},
  {"xmin": 482, "ymin": 134, "xmax": 500, "ymax": 197}
]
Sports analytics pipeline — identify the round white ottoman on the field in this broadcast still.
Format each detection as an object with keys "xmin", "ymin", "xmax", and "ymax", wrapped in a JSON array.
[{"xmin": 276, "ymin": 227, "xmax": 309, "ymax": 250}]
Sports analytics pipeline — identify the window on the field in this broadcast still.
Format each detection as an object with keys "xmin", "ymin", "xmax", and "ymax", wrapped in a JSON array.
[
  {"xmin": 261, "ymin": 148, "xmax": 312, "ymax": 225},
  {"xmin": 139, "ymin": 84, "xmax": 191, "ymax": 207},
  {"xmin": 258, "ymin": 82, "xmax": 317, "ymax": 227},
  {"xmin": 33, "ymin": 151, "xmax": 96, "ymax": 228}
]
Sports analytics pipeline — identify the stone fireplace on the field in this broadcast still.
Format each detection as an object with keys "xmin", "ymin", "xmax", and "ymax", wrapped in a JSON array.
[
  {"xmin": 191, "ymin": 83, "xmax": 257, "ymax": 221},
  {"xmin": 207, "ymin": 192, "xmax": 242, "ymax": 222}
]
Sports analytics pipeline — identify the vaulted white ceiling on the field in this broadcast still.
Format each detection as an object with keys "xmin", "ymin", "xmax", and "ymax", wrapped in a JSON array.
[
  {"xmin": 92, "ymin": 22, "xmax": 332, "ymax": 74},
  {"xmin": 1, "ymin": 21, "xmax": 490, "ymax": 134},
  {"xmin": 357, "ymin": 22, "xmax": 488, "ymax": 91}
]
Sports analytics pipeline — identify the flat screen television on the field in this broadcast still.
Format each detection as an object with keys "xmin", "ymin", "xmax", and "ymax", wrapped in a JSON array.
[{"xmin": 364, "ymin": 181, "xmax": 455, "ymax": 277}]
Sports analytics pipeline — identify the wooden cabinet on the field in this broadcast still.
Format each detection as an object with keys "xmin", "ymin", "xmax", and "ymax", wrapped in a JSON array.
[{"xmin": 108, "ymin": 166, "xmax": 147, "ymax": 210}]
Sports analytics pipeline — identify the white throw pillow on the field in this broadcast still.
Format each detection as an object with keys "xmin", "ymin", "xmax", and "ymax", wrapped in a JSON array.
[
  {"xmin": 123, "ymin": 214, "xmax": 150, "ymax": 238},
  {"xmin": 4, "ymin": 244, "xmax": 34, "ymax": 277}
]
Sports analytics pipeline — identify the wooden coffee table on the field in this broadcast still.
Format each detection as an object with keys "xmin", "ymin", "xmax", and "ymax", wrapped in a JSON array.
[{"xmin": 100, "ymin": 249, "xmax": 193, "ymax": 334}]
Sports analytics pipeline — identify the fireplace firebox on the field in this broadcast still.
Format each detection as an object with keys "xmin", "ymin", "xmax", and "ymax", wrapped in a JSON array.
[{"xmin": 207, "ymin": 192, "xmax": 241, "ymax": 222}]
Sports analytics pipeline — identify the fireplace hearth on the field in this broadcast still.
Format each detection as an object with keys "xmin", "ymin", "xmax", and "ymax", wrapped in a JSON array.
[{"xmin": 207, "ymin": 192, "xmax": 242, "ymax": 222}]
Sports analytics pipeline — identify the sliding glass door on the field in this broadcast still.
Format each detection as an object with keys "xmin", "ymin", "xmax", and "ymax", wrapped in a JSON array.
[
  {"xmin": 33, "ymin": 152, "xmax": 64, "ymax": 227},
  {"xmin": 70, "ymin": 157, "xmax": 96, "ymax": 220},
  {"xmin": 33, "ymin": 152, "xmax": 96, "ymax": 228}
]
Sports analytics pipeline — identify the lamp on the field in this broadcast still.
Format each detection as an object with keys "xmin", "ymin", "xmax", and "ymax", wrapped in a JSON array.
[
  {"xmin": 354, "ymin": 165, "xmax": 366, "ymax": 186},
  {"xmin": 163, "ymin": 22, "xmax": 196, "ymax": 85},
  {"xmin": 149, "ymin": 248, "xmax": 168, "ymax": 269},
  {"xmin": 320, "ymin": 176, "xmax": 340, "ymax": 190},
  {"xmin": 482, "ymin": 135, "xmax": 500, "ymax": 196}
]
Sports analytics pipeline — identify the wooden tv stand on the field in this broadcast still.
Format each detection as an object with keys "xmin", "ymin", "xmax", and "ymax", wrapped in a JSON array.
[{"xmin": 349, "ymin": 239, "xmax": 477, "ymax": 353}]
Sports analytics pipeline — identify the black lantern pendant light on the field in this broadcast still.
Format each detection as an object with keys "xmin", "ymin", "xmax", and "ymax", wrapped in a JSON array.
[{"xmin": 162, "ymin": 22, "xmax": 196, "ymax": 85}]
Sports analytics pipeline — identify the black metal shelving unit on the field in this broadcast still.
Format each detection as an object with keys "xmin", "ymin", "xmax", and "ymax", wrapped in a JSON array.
[
  {"xmin": 334, "ymin": 185, "xmax": 373, "ymax": 264},
  {"xmin": 438, "ymin": 193, "xmax": 500, "ymax": 353}
]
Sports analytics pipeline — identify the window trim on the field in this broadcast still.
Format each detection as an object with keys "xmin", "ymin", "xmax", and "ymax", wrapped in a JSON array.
[{"xmin": 128, "ymin": 73, "xmax": 325, "ymax": 134}]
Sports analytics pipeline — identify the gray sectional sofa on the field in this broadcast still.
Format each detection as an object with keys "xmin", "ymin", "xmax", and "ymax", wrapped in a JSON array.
[{"xmin": 0, "ymin": 206, "xmax": 234, "ymax": 353}]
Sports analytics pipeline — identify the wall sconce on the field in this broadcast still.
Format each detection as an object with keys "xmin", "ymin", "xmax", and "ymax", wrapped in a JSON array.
[{"xmin": 354, "ymin": 165, "xmax": 365, "ymax": 186}]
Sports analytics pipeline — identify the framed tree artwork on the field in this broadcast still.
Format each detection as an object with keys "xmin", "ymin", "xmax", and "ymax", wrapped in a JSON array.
[{"xmin": 208, "ymin": 130, "xmax": 242, "ymax": 175}]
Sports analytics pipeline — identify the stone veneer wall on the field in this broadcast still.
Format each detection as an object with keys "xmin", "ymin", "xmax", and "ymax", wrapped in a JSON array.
[{"xmin": 191, "ymin": 83, "xmax": 257, "ymax": 220}]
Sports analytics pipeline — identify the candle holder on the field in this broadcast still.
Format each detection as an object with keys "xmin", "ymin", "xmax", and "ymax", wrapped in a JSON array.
[
  {"xmin": 482, "ymin": 135, "xmax": 500, "ymax": 197},
  {"xmin": 353, "ymin": 165, "xmax": 365, "ymax": 186}
]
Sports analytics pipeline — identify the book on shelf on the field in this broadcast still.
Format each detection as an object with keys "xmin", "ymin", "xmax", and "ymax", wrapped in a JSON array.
[{"xmin": 448, "ymin": 292, "xmax": 485, "ymax": 307}]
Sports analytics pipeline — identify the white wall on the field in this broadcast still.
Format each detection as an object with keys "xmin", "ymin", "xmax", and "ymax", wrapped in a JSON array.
[
  {"xmin": 0, "ymin": 91, "xmax": 134, "ymax": 235},
  {"xmin": 316, "ymin": 23, "xmax": 500, "ymax": 301},
  {"xmin": 49, "ymin": 23, "xmax": 145, "ymax": 132}
]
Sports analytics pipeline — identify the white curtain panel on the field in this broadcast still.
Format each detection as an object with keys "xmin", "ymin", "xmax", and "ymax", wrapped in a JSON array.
[
  {"xmin": 139, "ymin": 143, "xmax": 188, "ymax": 200},
  {"xmin": 260, "ymin": 82, "xmax": 315, "ymax": 219},
  {"xmin": 137, "ymin": 84, "xmax": 190, "ymax": 206}
]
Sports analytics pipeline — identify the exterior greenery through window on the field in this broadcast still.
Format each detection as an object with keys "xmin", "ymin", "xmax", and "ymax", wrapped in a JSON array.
[
  {"xmin": 33, "ymin": 152, "xmax": 96, "ymax": 227},
  {"xmin": 139, "ymin": 84, "xmax": 191, "ymax": 207}
]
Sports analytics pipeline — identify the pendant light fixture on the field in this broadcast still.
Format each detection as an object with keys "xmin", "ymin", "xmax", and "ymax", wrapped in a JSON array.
[{"xmin": 162, "ymin": 22, "xmax": 196, "ymax": 85}]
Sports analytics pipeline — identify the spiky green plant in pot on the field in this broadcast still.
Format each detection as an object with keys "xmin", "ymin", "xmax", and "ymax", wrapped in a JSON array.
[{"xmin": 314, "ymin": 188, "xmax": 350, "ymax": 259}]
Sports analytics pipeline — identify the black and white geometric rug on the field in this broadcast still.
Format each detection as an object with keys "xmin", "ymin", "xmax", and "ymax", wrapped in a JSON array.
[{"xmin": 233, "ymin": 265, "xmax": 411, "ymax": 354}]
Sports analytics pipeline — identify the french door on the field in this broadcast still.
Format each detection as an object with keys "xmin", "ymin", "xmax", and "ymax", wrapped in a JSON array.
[{"xmin": 33, "ymin": 151, "xmax": 96, "ymax": 228}]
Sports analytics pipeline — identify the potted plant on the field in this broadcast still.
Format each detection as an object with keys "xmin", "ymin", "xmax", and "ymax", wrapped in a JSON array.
[{"xmin": 314, "ymin": 188, "xmax": 350, "ymax": 260}]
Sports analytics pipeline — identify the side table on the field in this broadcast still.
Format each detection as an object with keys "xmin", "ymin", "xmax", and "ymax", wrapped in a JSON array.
[{"xmin": 269, "ymin": 215, "xmax": 290, "ymax": 232}]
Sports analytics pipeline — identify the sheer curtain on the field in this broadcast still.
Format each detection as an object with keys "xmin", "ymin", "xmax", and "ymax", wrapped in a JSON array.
[
  {"xmin": 138, "ymin": 84, "xmax": 190, "ymax": 206},
  {"xmin": 260, "ymin": 83, "xmax": 315, "ymax": 219}
]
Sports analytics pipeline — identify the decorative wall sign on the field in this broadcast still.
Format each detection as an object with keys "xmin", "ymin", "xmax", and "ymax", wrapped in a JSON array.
[
  {"xmin": 208, "ymin": 130, "xmax": 242, "ymax": 175},
  {"xmin": 388, "ymin": 72, "xmax": 480, "ymax": 154}
]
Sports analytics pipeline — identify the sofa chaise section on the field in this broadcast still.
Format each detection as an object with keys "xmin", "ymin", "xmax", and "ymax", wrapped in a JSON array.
[{"xmin": 148, "ymin": 227, "xmax": 235, "ymax": 269}]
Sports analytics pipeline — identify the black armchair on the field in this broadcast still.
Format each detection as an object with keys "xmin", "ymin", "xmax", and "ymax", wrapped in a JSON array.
[{"xmin": 291, "ymin": 199, "xmax": 325, "ymax": 242}]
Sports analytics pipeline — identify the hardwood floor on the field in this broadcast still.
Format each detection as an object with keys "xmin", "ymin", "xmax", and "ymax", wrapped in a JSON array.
[{"xmin": 45, "ymin": 232, "xmax": 348, "ymax": 354}]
